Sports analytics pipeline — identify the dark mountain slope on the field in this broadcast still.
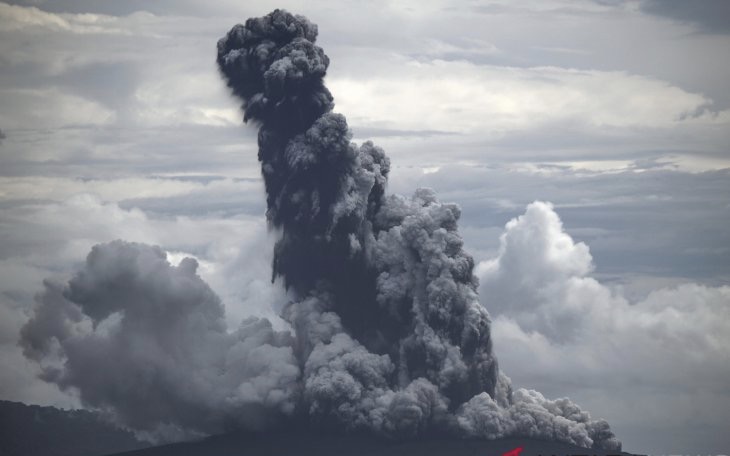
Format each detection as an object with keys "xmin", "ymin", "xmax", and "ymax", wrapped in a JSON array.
[
  {"xmin": 110, "ymin": 429, "xmax": 639, "ymax": 456},
  {"xmin": 0, "ymin": 400, "xmax": 145, "ymax": 456}
]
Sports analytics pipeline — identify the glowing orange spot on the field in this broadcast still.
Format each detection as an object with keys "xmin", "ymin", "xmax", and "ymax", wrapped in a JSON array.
[{"xmin": 502, "ymin": 447, "xmax": 524, "ymax": 456}]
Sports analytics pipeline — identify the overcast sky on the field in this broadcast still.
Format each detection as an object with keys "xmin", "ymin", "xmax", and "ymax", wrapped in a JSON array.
[{"xmin": 0, "ymin": 1, "xmax": 729, "ymax": 454}]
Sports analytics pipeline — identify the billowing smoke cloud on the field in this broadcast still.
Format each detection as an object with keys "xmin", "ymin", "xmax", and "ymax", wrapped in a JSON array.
[
  {"xmin": 216, "ymin": 8, "xmax": 500, "ymax": 419},
  {"xmin": 20, "ymin": 9, "xmax": 620, "ymax": 451},
  {"xmin": 478, "ymin": 202, "xmax": 595, "ymax": 343},
  {"xmin": 478, "ymin": 201, "xmax": 730, "ymax": 425},
  {"xmin": 21, "ymin": 241, "xmax": 300, "ymax": 442}
]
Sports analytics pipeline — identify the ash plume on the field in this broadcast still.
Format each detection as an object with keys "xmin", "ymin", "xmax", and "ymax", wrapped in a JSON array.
[
  {"xmin": 21, "ymin": 241, "xmax": 299, "ymax": 441},
  {"xmin": 20, "ymin": 9, "xmax": 620, "ymax": 451},
  {"xmin": 216, "ymin": 7, "xmax": 499, "ymax": 411}
]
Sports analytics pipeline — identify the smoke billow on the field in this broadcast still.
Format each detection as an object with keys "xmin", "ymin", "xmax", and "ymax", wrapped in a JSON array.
[
  {"xmin": 20, "ymin": 9, "xmax": 620, "ymax": 451},
  {"xmin": 21, "ymin": 241, "xmax": 300, "ymax": 441}
]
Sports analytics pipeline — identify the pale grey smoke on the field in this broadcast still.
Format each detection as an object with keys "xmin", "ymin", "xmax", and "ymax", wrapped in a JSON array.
[
  {"xmin": 457, "ymin": 389, "xmax": 616, "ymax": 449},
  {"xmin": 20, "ymin": 9, "xmax": 621, "ymax": 452},
  {"xmin": 21, "ymin": 241, "xmax": 299, "ymax": 441}
]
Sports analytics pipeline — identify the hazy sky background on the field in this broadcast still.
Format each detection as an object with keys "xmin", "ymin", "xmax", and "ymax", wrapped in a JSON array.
[{"xmin": 0, "ymin": 1, "xmax": 728, "ymax": 454}]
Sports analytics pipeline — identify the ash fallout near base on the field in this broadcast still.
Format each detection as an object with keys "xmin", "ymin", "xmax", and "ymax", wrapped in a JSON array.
[{"xmin": 20, "ymin": 9, "xmax": 620, "ymax": 451}]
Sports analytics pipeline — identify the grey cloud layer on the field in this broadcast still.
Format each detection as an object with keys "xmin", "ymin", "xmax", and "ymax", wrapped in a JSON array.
[{"xmin": 640, "ymin": 0, "xmax": 730, "ymax": 35}]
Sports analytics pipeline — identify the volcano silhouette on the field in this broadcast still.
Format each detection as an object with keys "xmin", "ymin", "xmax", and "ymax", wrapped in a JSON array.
[{"xmin": 111, "ymin": 430, "xmax": 638, "ymax": 456}]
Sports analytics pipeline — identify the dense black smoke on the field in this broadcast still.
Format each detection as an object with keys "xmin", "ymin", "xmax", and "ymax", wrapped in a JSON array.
[
  {"xmin": 216, "ymin": 6, "xmax": 498, "ymax": 409},
  {"xmin": 20, "ymin": 9, "xmax": 620, "ymax": 451}
]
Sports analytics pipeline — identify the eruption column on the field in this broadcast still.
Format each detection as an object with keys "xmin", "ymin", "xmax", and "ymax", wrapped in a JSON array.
[{"xmin": 20, "ymin": 10, "xmax": 621, "ymax": 451}]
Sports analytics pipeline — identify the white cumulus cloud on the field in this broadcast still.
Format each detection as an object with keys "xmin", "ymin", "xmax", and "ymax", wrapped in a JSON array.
[{"xmin": 477, "ymin": 201, "xmax": 730, "ymax": 453}]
